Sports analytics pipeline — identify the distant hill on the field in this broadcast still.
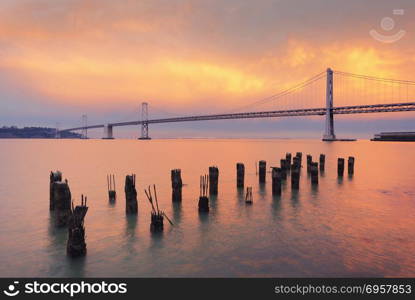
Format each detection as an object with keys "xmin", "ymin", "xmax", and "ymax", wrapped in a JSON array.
[{"xmin": 0, "ymin": 126, "xmax": 81, "ymax": 139}]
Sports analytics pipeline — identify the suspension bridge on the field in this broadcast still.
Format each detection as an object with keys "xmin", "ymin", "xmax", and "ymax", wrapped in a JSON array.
[{"xmin": 59, "ymin": 68, "xmax": 415, "ymax": 141}]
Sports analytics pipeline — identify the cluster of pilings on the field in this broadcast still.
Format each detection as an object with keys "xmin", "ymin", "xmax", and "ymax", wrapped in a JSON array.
[
  {"xmin": 144, "ymin": 184, "xmax": 172, "ymax": 232},
  {"xmin": 49, "ymin": 171, "xmax": 89, "ymax": 258},
  {"xmin": 107, "ymin": 174, "xmax": 116, "ymax": 202},
  {"xmin": 198, "ymin": 174, "xmax": 209, "ymax": 212},
  {"xmin": 50, "ymin": 154, "xmax": 355, "ymax": 255}
]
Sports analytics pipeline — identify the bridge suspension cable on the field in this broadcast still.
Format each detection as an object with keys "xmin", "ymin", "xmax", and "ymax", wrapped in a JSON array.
[{"xmin": 228, "ymin": 71, "xmax": 326, "ymax": 113}]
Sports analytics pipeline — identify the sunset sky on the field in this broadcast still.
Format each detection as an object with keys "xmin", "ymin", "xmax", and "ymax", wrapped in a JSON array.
[{"xmin": 1, "ymin": 0, "xmax": 415, "ymax": 138}]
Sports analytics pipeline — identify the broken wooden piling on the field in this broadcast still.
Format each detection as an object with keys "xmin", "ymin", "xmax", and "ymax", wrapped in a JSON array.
[
  {"xmin": 338, "ymin": 158, "xmax": 345, "ymax": 177},
  {"xmin": 53, "ymin": 180, "xmax": 72, "ymax": 227},
  {"xmin": 291, "ymin": 160, "xmax": 300, "ymax": 190},
  {"xmin": 286, "ymin": 153, "xmax": 292, "ymax": 166},
  {"xmin": 236, "ymin": 163, "xmax": 245, "ymax": 188},
  {"xmin": 144, "ymin": 185, "xmax": 172, "ymax": 232},
  {"xmin": 67, "ymin": 194, "xmax": 88, "ymax": 257},
  {"xmin": 306, "ymin": 155, "xmax": 312, "ymax": 173},
  {"xmin": 272, "ymin": 167, "xmax": 282, "ymax": 196},
  {"xmin": 245, "ymin": 187, "xmax": 253, "ymax": 204},
  {"xmin": 107, "ymin": 174, "xmax": 116, "ymax": 202},
  {"xmin": 348, "ymin": 156, "xmax": 355, "ymax": 175},
  {"xmin": 310, "ymin": 162, "xmax": 319, "ymax": 185},
  {"xmin": 49, "ymin": 171, "xmax": 62, "ymax": 211},
  {"xmin": 208, "ymin": 166, "xmax": 219, "ymax": 195},
  {"xmin": 319, "ymin": 154, "xmax": 325, "ymax": 171},
  {"xmin": 296, "ymin": 152, "xmax": 302, "ymax": 167},
  {"xmin": 280, "ymin": 159, "xmax": 288, "ymax": 179},
  {"xmin": 171, "ymin": 169, "xmax": 183, "ymax": 202},
  {"xmin": 198, "ymin": 175, "xmax": 209, "ymax": 212},
  {"xmin": 258, "ymin": 160, "xmax": 266, "ymax": 183},
  {"xmin": 125, "ymin": 174, "xmax": 138, "ymax": 214}
]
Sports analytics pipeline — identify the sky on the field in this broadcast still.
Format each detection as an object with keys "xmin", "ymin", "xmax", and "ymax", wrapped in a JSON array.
[{"xmin": 0, "ymin": 0, "xmax": 415, "ymax": 138}]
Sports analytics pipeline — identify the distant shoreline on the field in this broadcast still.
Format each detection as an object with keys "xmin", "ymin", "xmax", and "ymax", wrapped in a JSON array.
[{"xmin": 0, "ymin": 126, "xmax": 81, "ymax": 139}]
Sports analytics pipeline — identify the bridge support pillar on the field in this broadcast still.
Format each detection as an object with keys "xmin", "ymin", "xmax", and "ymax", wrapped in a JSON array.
[
  {"xmin": 103, "ymin": 124, "xmax": 114, "ymax": 139},
  {"xmin": 323, "ymin": 68, "xmax": 336, "ymax": 141},
  {"xmin": 138, "ymin": 102, "xmax": 151, "ymax": 140}
]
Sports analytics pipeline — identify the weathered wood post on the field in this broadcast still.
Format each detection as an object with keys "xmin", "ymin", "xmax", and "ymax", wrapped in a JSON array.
[
  {"xmin": 348, "ymin": 156, "xmax": 355, "ymax": 175},
  {"xmin": 291, "ymin": 160, "xmax": 300, "ymax": 190},
  {"xmin": 171, "ymin": 169, "xmax": 183, "ymax": 202},
  {"xmin": 67, "ymin": 195, "xmax": 88, "ymax": 257},
  {"xmin": 337, "ymin": 158, "xmax": 345, "ymax": 177},
  {"xmin": 245, "ymin": 187, "xmax": 253, "ymax": 204},
  {"xmin": 54, "ymin": 180, "xmax": 72, "ymax": 227},
  {"xmin": 286, "ymin": 153, "xmax": 292, "ymax": 166},
  {"xmin": 310, "ymin": 162, "xmax": 319, "ymax": 185},
  {"xmin": 209, "ymin": 166, "xmax": 219, "ymax": 195},
  {"xmin": 198, "ymin": 175, "xmax": 209, "ymax": 212},
  {"xmin": 306, "ymin": 155, "xmax": 312, "ymax": 173},
  {"xmin": 125, "ymin": 174, "xmax": 138, "ymax": 214},
  {"xmin": 319, "ymin": 154, "xmax": 325, "ymax": 171},
  {"xmin": 107, "ymin": 174, "xmax": 116, "ymax": 202},
  {"xmin": 272, "ymin": 167, "xmax": 282, "ymax": 196},
  {"xmin": 236, "ymin": 163, "xmax": 245, "ymax": 188},
  {"xmin": 49, "ymin": 171, "xmax": 62, "ymax": 211},
  {"xmin": 258, "ymin": 160, "xmax": 266, "ymax": 183},
  {"xmin": 296, "ymin": 152, "xmax": 302, "ymax": 167},
  {"xmin": 280, "ymin": 159, "xmax": 287, "ymax": 180}
]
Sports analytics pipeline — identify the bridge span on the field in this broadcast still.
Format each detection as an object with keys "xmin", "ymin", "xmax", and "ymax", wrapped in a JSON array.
[{"xmin": 59, "ymin": 69, "xmax": 415, "ymax": 141}]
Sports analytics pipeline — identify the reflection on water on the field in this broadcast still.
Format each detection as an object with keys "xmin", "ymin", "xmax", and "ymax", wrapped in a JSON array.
[
  {"xmin": 125, "ymin": 215, "xmax": 137, "ymax": 240},
  {"xmin": 1, "ymin": 139, "xmax": 415, "ymax": 277},
  {"xmin": 171, "ymin": 202, "xmax": 182, "ymax": 225}
]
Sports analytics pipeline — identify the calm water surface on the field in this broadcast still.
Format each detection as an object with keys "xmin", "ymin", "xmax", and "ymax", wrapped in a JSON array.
[{"xmin": 0, "ymin": 139, "xmax": 414, "ymax": 277}]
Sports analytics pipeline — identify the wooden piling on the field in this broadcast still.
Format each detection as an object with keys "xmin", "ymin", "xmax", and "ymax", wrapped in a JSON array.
[
  {"xmin": 198, "ymin": 174, "xmax": 209, "ymax": 212},
  {"xmin": 208, "ymin": 166, "xmax": 219, "ymax": 195},
  {"xmin": 310, "ymin": 162, "xmax": 319, "ymax": 185},
  {"xmin": 280, "ymin": 159, "xmax": 287, "ymax": 180},
  {"xmin": 337, "ymin": 158, "xmax": 345, "ymax": 177},
  {"xmin": 319, "ymin": 154, "xmax": 325, "ymax": 171},
  {"xmin": 171, "ymin": 169, "xmax": 183, "ymax": 202},
  {"xmin": 296, "ymin": 152, "xmax": 302, "ymax": 167},
  {"xmin": 49, "ymin": 171, "xmax": 62, "ymax": 211},
  {"xmin": 245, "ymin": 187, "xmax": 253, "ymax": 204},
  {"xmin": 258, "ymin": 160, "xmax": 266, "ymax": 183},
  {"xmin": 125, "ymin": 174, "xmax": 138, "ymax": 214},
  {"xmin": 144, "ymin": 185, "xmax": 167, "ymax": 232},
  {"xmin": 348, "ymin": 156, "xmax": 355, "ymax": 175},
  {"xmin": 53, "ymin": 180, "xmax": 72, "ymax": 227},
  {"xmin": 107, "ymin": 174, "xmax": 116, "ymax": 202},
  {"xmin": 306, "ymin": 155, "xmax": 312, "ymax": 173},
  {"xmin": 291, "ymin": 163, "xmax": 300, "ymax": 190},
  {"xmin": 272, "ymin": 167, "xmax": 282, "ymax": 196},
  {"xmin": 236, "ymin": 163, "xmax": 245, "ymax": 188},
  {"xmin": 286, "ymin": 153, "xmax": 292, "ymax": 166},
  {"xmin": 67, "ymin": 195, "xmax": 88, "ymax": 257}
]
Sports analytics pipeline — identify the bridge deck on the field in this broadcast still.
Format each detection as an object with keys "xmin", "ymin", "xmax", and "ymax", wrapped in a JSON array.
[{"xmin": 60, "ymin": 102, "xmax": 415, "ymax": 132}]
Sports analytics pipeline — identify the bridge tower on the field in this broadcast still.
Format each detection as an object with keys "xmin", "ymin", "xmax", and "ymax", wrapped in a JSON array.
[
  {"xmin": 323, "ymin": 68, "xmax": 336, "ymax": 141},
  {"xmin": 81, "ymin": 114, "xmax": 88, "ymax": 139},
  {"xmin": 138, "ymin": 102, "xmax": 151, "ymax": 140}
]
